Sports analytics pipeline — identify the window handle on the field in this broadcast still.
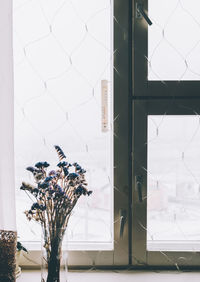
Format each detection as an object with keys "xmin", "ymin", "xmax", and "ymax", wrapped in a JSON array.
[
  {"xmin": 135, "ymin": 175, "xmax": 143, "ymax": 202},
  {"xmin": 136, "ymin": 3, "xmax": 153, "ymax": 26},
  {"xmin": 119, "ymin": 209, "xmax": 127, "ymax": 238}
]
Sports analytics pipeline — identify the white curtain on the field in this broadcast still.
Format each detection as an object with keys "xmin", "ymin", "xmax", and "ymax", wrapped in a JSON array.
[
  {"xmin": 0, "ymin": 1, "xmax": 16, "ymax": 280},
  {"xmin": 0, "ymin": 0, "xmax": 16, "ymax": 232}
]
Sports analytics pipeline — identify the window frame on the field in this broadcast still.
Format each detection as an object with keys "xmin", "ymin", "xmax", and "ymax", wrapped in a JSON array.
[
  {"xmin": 132, "ymin": 0, "xmax": 200, "ymax": 267},
  {"xmin": 18, "ymin": 0, "xmax": 133, "ymax": 267}
]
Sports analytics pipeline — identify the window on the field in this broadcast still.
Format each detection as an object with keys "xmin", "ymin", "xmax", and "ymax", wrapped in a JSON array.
[
  {"xmin": 132, "ymin": 0, "xmax": 200, "ymax": 267},
  {"xmin": 14, "ymin": 0, "xmax": 113, "ymax": 251},
  {"xmin": 13, "ymin": 0, "xmax": 132, "ymax": 267},
  {"xmin": 147, "ymin": 115, "xmax": 200, "ymax": 251}
]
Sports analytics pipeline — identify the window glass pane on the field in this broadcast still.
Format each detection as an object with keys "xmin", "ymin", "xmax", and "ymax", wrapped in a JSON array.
[
  {"xmin": 148, "ymin": 0, "xmax": 200, "ymax": 80},
  {"xmin": 14, "ymin": 0, "xmax": 113, "ymax": 250},
  {"xmin": 147, "ymin": 115, "xmax": 200, "ymax": 251}
]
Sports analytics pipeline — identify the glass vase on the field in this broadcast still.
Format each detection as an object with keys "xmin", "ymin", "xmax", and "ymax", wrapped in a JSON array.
[{"xmin": 41, "ymin": 228, "xmax": 68, "ymax": 282}]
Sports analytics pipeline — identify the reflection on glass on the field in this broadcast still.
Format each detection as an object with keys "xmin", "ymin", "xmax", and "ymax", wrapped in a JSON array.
[
  {"xmin": 148, "ymin": 0, "xmax": 200, "ymax": 80},
  {"xmin": 147, "ymin": 115, "xmax": 200, "ymax": 251}
]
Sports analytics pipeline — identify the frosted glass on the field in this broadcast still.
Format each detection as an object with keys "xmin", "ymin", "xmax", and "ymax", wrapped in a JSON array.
[
  {"xmin": 147, "ymin": 115, "xmax": 200, "ymax": 251},
  {"xmin": 148, "ymin": 0, "xmax": 200, "ymax": 80}
]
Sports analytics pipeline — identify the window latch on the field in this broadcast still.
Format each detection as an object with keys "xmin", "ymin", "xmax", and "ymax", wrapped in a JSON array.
[
  {"xmin": 119, "ymin": 209, "xmax": 127, "ymax": 238},
  {"xmin": 135, "ymin": 175, "xmax": 143, "ymax": 202},
  {"xmin": 136, "ymin": 3, "xmax": 153, "ymax": 26}
]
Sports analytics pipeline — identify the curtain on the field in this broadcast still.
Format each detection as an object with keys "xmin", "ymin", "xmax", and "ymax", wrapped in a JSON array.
[{"xmin": 0, "ymin": 0, "xmax": 16, "ymax": 281}]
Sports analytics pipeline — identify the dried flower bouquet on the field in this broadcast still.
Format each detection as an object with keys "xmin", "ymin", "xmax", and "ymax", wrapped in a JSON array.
[{"xmin": 20, "ymin": 145, "xmax": 92, "ymax": 282}]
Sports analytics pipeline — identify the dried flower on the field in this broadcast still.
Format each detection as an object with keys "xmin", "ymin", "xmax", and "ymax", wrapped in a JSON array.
[
  {"xmin": 17, "ymin": 242, "xmax": 28, "ymax": 253},
  {"xmin": 21, "ymin": 145, "xmax": 92, "ymax": 264},
  {"xmin": 49, "ymin": 170, "xmax": 56, "ymax": 176},
  {"xmin": 38, "ymin": 182, "xmax": 49, "ymax": 189},
  {"xmin": 26, "ymin": 166, "xmax": 36, "ymax": 173},
  {"xmin": 63, "ymin": 167, "xmax": 69, "ymax": 177},
  {"xmin": 20, "ymin": 182, "xmax": 36, "ymax": 192},
  {"xmin": 54, "ymin": 145, "xmax": 66, "ymax": 161},
  {"xmin": 67, "ymin": 173, "xmax": 79, "ymax": 180},
  {"xmin": 44, "ymin": 176, "xmax": 53, "ymax": 182},
  {"xmin": 57, "ymin": 161, "xmax": 68, "ymax": 167},
  {"xmin": 35, "ymin": 161, "xmax": 50, "ymax": 168}
]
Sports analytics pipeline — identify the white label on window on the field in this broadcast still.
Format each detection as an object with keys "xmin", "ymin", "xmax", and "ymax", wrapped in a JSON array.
[{"xmin": 101, "ymin": 80, "xmax": 109, "ymax": 132}]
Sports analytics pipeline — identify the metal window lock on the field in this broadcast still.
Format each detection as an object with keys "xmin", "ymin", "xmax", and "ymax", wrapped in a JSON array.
[
  {"xmin": 119, "ymin": 209, "xmax": 127, "ymax": 238},
  {"xmin": 136, "ymin": 3, "xmax": 153, "ymax": 26}
]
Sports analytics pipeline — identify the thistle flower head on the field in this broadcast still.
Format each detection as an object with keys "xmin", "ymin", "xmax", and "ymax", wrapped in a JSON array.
[
  {"xmin": 67, "ymin": 173, "xmax": 79, "ymax": 180},
  {"xmin": 57, "ymin": 161, "xmax": 68, "ymax": 168},
  {"xmin": 73, "ymin": 163, "xmax": 82, "ymax": 171},
  {"xmin": 49, "ymin": 170, "xmax": 56, "ymax": 176},
  {"xmin": 75, "ymin": 185, "xmax": 87, "ymax": 195},
  {"xmin": 26, "ymin": 166, "xmax": 36, "ymax": 173},
  {"xmin": 38, "ymin": 182, "xmax": 49, "ymax": 189},
  {"xmin": 31, "ymin": 203, "xmax": 40, "ymax": 210},
  {"xmin": 35, "ymin": 161, "xmax": 50, "ymax": 168},
  {"xmin": 63, "ymin": 167, "xmax": 69, "ymax": 177},
  {"xmin": 45, "ymin": 176, "xmax": 53, "ymax": 182}
]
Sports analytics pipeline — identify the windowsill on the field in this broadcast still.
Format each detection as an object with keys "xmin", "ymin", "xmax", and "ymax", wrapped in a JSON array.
[{"xmin": 17, "ymin": 269, "xmax": 200, "ymax": 282}]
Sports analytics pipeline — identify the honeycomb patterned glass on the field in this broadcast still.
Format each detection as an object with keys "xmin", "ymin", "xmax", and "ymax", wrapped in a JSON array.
[
  {"xmin": 14, "ymin": 0, "xmax": 113, "ymax": 249},
  {"xmin": 148, "ymin": 0, "xmax": 200, "ymax": 80},
  {"xmin": 147, "ymin": 115, "xmax": 200, "ymax": 251}
]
